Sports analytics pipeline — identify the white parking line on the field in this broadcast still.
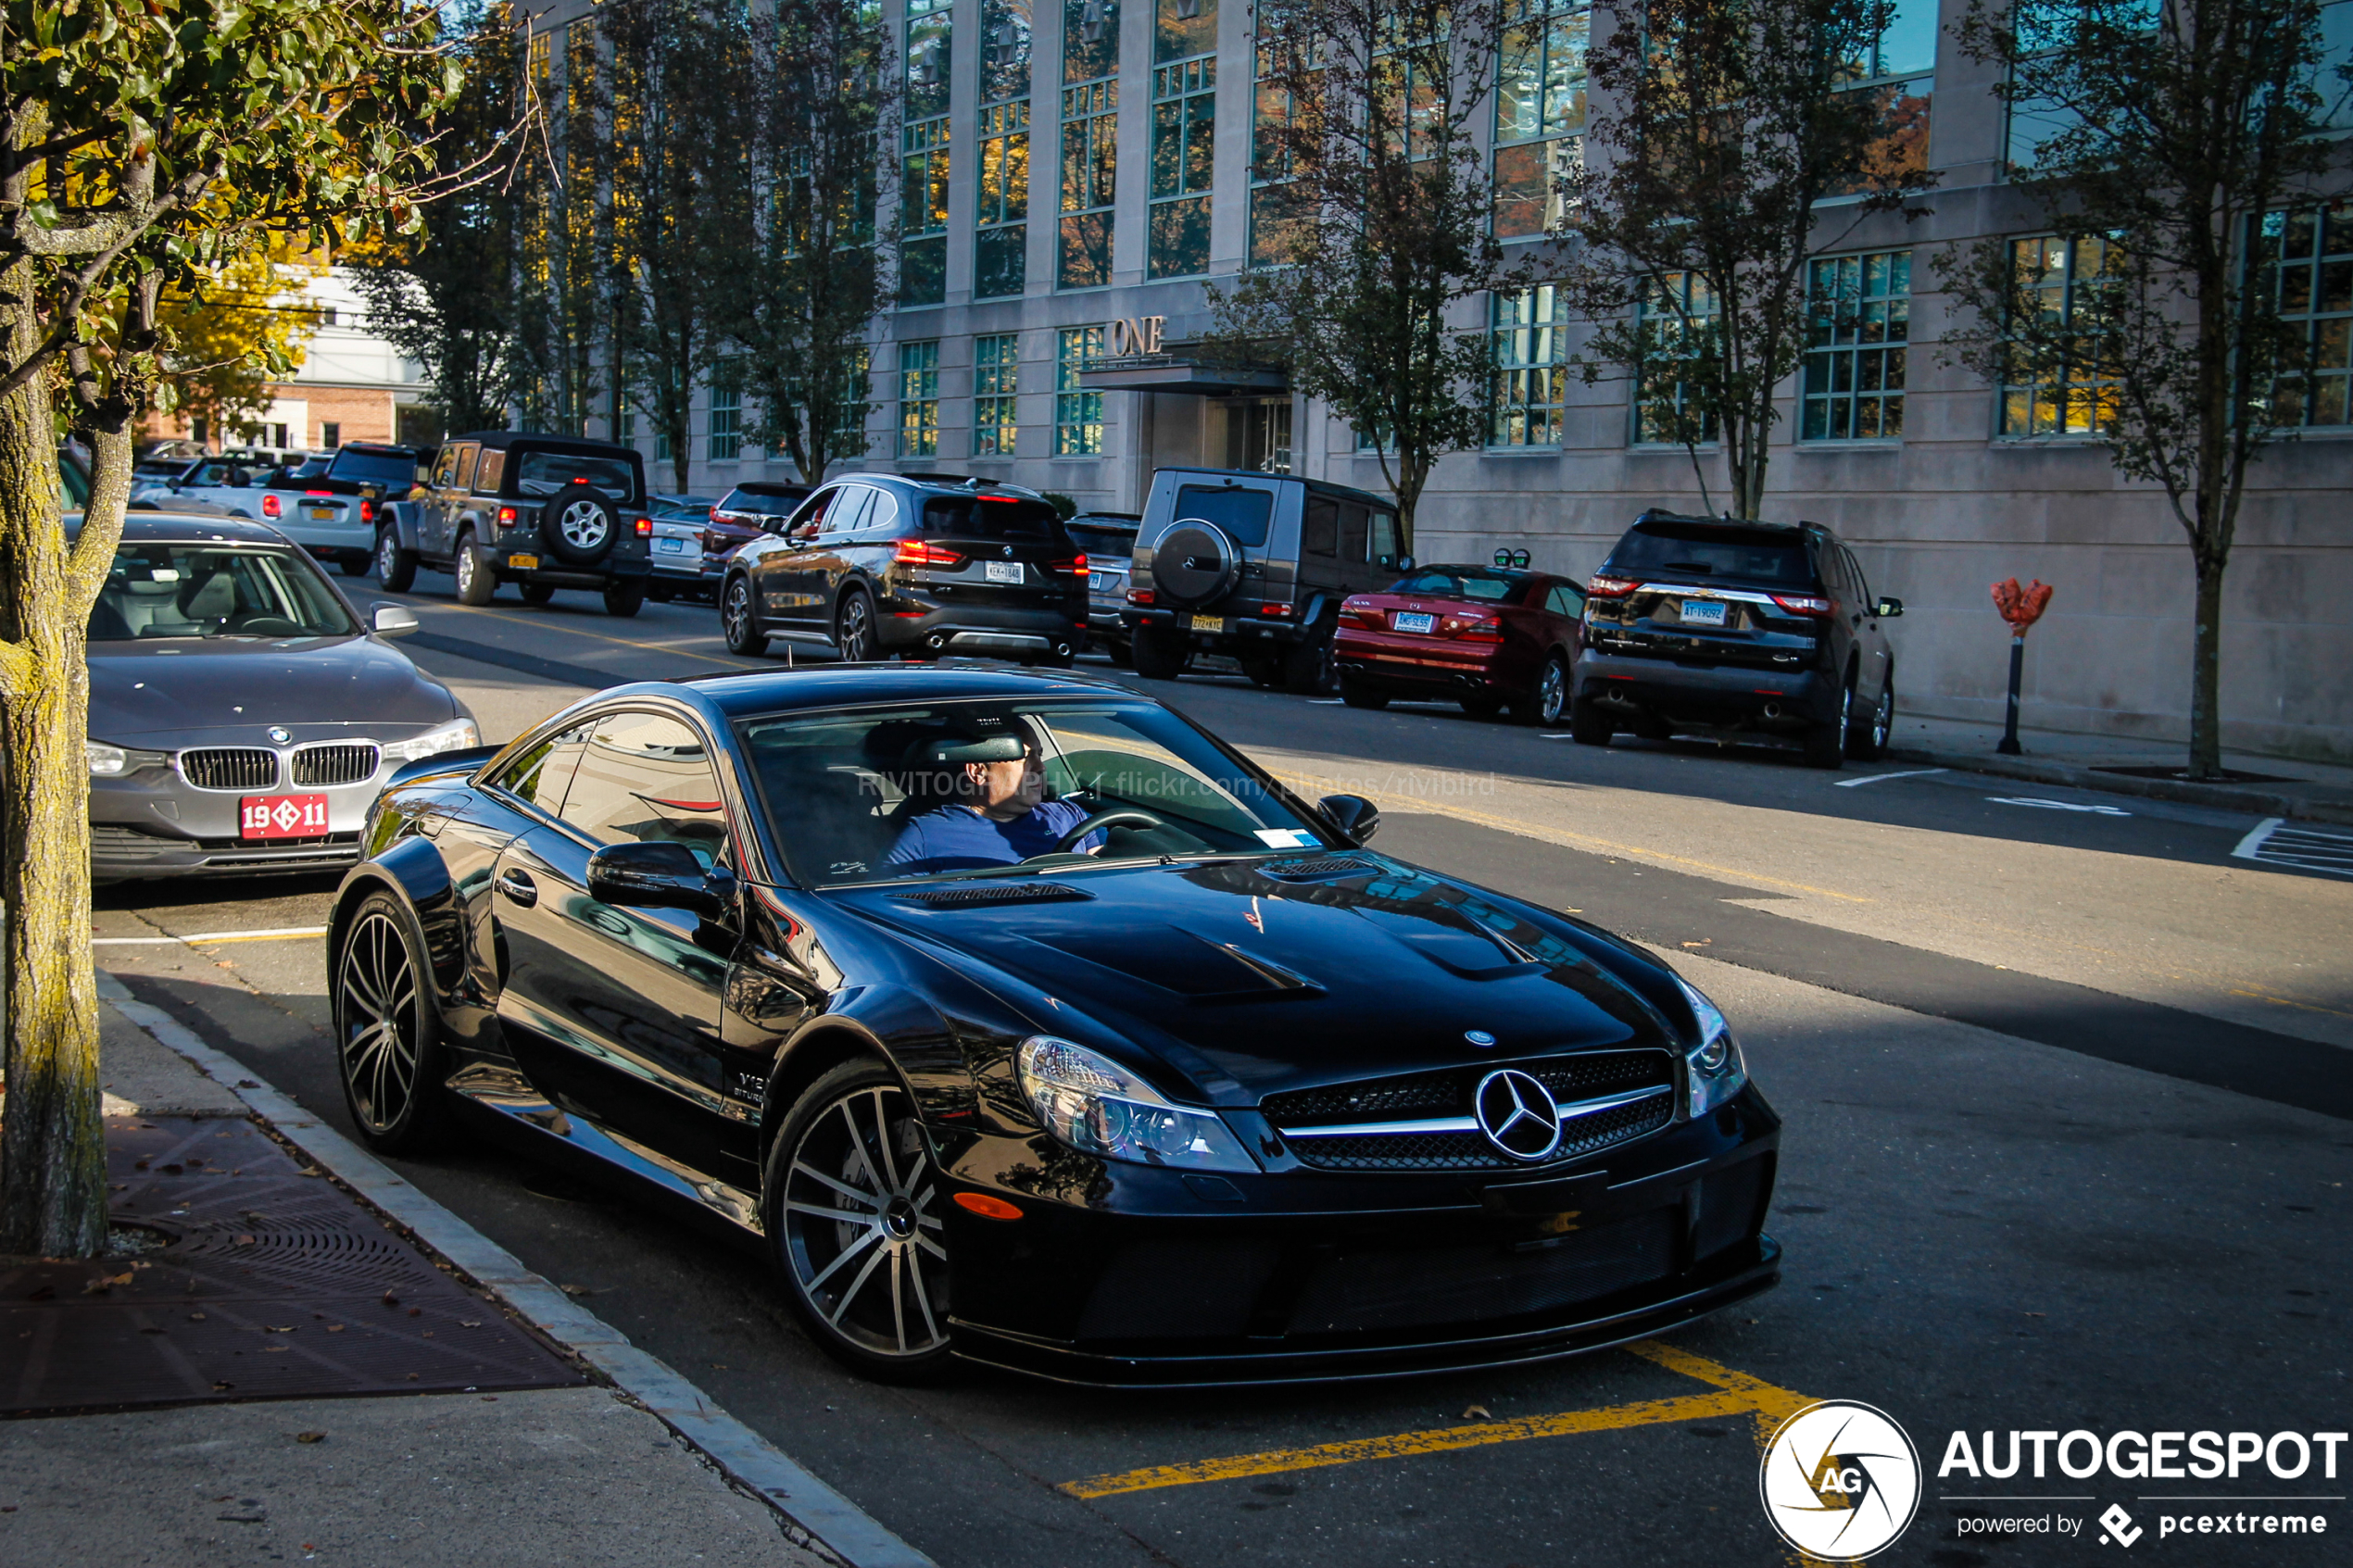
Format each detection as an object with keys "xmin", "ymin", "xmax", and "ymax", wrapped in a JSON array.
[
  {"xmin": 1835, "ymin": 768, "xmax": 1948, "ymax": 788},
  {"xmin": 93, "ymin": 925, "xmax": 327, "ymax": 947},
  {"xmin": 1987, "ymin": 797, "xmax": 2133, "ymax": 816},
  {"xmin": 2232, "ymin": 817, "xmax": 2285, "ymax": 859},
  {"xmin": 2233, "ymin": 816, "xmax": 2353, "ymax": 878}
]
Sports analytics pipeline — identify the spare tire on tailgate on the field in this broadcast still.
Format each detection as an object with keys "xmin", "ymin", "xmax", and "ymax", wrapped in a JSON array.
[
  {"xmin": 547, "ymin": 480, "xmax": 620, "ymax": 565},
  {"xmin": 1151, "ymin": 520, "xmax": 1239, "ymax": 607}
]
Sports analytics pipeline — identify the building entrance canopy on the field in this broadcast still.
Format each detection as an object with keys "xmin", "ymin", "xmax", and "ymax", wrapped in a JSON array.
[{"xmin": 1078, "ymin": 323, "xmax": 1287, "ymax": 395}]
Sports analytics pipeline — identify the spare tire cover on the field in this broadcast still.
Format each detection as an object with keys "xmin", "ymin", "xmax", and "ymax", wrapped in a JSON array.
[
  {"xmin": 1151, "ymin": 521, "xmax": 1239, "ymax": 607},
  {"xmin": 547, "ymin": 485, "xmax": 619, "ymax": 565}
]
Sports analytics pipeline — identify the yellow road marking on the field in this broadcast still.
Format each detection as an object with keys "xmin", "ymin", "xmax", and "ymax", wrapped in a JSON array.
[
  {"xmin": 418, "ymin": 602, "xmax": 749, "ymax": 668},
  {"xmin": 1057, "ymin": 1338, "xmax": 1818, "ymax": 1501},
  {"xmin": 1268, "ymin": 766, "xmax": 1872, "ymax": 903}
]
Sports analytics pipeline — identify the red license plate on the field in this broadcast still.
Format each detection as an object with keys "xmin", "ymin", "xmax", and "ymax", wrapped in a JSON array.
[{"xmin": 240, "ymin": 793, "xmax": 331, "ymax": 840}]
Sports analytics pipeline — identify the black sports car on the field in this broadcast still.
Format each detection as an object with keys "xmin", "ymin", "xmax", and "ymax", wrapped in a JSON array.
[{"xmin": 328, "ymin": 664, "xmax": 1779, "ymax": 1385}]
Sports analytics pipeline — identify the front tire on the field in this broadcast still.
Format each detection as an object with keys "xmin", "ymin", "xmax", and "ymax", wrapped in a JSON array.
[
  {"xmin": 375, "ymin": 527, "xmax": 417, "ymax": 593},
  {"xmin": 453, "ymin": 532, "xmax": 497, "ymax": 606},
  {"xmin": 604, "ymin": 577, "xmax": 647, "ymax": 618},
  {"xmin": 1132, "ymin": 624, "xmax": 1188, "ymax": 680},
  {"xmin": 332, "ymin": 894, "xmax": 455, "ymax": 1155},
  {"xmin": 1849, "ymin": 673, "xmax": 1894, "ymax": 761},
  {"xmin": 723, "ymin": 574, "xmax": 768, "ymax": 655},
  {"xmin": 1516, "ymin": 653, "xmax": 1569, "ymax": 726},
  {"xmin": 1805, "ymin": 683, "xmax": 1853, "ymax": 770},
  {"xmin": 764, "ymin": 1060, "xmax": 955, "ymax": 1383}
]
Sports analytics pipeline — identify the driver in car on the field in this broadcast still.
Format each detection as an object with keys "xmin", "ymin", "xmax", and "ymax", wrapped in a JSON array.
[{"xmin": 885, "ymin": 732, "xmax": 1107, "ymax": 873}]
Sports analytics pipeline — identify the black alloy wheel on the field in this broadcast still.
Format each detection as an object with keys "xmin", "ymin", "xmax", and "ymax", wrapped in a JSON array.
[
  {"xmin": 1849, "ymin": 674, "xmax": 1894, "ymax": 761},
  {"xmin": 766, "ymin": 1060, "xmax": 954, "ymax": 1381},
  {"xmin": 1340, "ymin": 675, "xmax": 1390, "ymax": 709},
  {"xmin": 453, "ymin": 532, "xmax": 497, "ymax": 606},
  {"xmin": 604, "ymin": 577, "xmax": 646, "ymax": 618},
  {"xmin": 836, "ymin": 588, "xmax": 876, "ymax": 662},
  {"xmin": 375, "ymin": 528, "xmax": 417, "ymax": 592},
  {"xmin": 1519, "ymin": 653, "xmax": 1569, "ymax": 726},
  {"xmin": 1805, "ymin": 682, "xmax": 1852, "ymax": 770},
  {"xmin": 333, "ymin": 894, "xmax": 453, "ymax": 1153},
  {"xmin": 520, "ymin": 582, "xmax": 556, "ymax": 605},
  {"xmin": 723, "ymin": 574, "xmax": 768, "ymax": 656}
]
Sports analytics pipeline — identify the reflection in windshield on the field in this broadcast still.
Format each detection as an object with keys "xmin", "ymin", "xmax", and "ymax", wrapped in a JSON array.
[
  {"xmin": 515, "ymin": 451, "xmax": 638, "ymax": 501},
  {"xmin": 88, "ymin": 546, "xmax": 358, "ymax": 641},
  {"xmin": 737, "ymin": 699, "xmax": 1329, "ymax": 885}
]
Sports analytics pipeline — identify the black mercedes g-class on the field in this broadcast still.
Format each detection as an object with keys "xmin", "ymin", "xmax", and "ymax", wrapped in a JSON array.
[{"xmin": 374, "ymin": 431, "xmax": 655, "ymax": 616}]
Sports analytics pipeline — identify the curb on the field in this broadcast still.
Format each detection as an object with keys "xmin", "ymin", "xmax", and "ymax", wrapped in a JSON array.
[
  {"xmin": 1885, "ymin": 745, "xmax": 2353, "ymax": 826},
  {"xmin": 93, "ymin": 969, "xmax": 937, "ymax": 1568}
]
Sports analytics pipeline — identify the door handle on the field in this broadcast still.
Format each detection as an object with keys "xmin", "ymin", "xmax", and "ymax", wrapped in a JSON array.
[{"xmin": 496, "ymin": 868, "xmax": 538, "ymax": 907}]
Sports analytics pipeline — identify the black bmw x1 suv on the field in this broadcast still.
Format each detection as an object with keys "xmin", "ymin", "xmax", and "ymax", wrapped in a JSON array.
[{"xmin": 1570, "ymin": 511, "xmax": 1904, "ymax": 769}]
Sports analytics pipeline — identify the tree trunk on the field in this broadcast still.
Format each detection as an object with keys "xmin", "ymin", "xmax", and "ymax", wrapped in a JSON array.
[
  {"xmin": 0, "ymin": 277, "xmax": 109, "ymax": 1261},
  {"xmin": 2186, "ymin": 549, "xmax": 2226, "ymax": 781}
]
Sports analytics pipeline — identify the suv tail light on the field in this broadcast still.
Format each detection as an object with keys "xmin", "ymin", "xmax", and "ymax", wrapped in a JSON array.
[
  {"xmin": 261, "ymin": 493, "xmax": 282, "ymax": 518},
  {"xmin": 709, "ymin": 506, "xmax": 722, "ymax": 522},
  {"xmin": 633, "ymin": 515, "xmax": 651, "ymax": 535},
  {"xmin": 359, "ymin": 499, "xmax": 374, "ymax": 524},
  {"xmin": 1126, "ymin": 587, "xmax": 1156, "ymax": 607},
  {"xmin": 1259, "ymin": 602, "xmax": 1294, "ymax": 618},
  {"xmin": 1587, "ymin": 574, "xmax": 1639, "ymax": 597},
  {"xmin": 497, "ymin": 506, "xmax": 518, "ymax": 527},
  {"xmin": 1770, "ymin": 593, "xmax": 1834, "ymax": 617},
  {"xmin": 1047, "ymin": 554, "xmax": 1088, "ymax": 576},
  {"xmin": 894, "ymin": 539, "xmax": 968, "ymax": 569}
]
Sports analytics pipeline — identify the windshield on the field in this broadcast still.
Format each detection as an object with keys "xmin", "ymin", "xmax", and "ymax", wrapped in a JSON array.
[
  {"xmin": 738, "ymin": 697, "xmax": 1331, "ymax": 885},
  {"xmin": 1066, "ymin": 524, "xmax": 1136, "ymax": 559},
  {"xmin": 328, "ymin": 449, "xmax": 417, "ymax": 487},
  {"xmin": 921, "ymin": 495, "xmax": 1067, "ymax": 541},
  {"xmin": 89, "ymin": 545, "xmax": 359, "ymax": 642},
  {"xmin": 721, "ymin": 487, "xmax": 806, "ymax": 516},
  {"xmin": 1390, "ymin": 568, "xmax": 1526, "ymax": 602},
  {"xmin": 515, "ymin": 450, "xmax": 640, "ymax": 502},
  {"xmin": 1607, "ymin": 522, "xmax": 1815, "ymax": 584}
]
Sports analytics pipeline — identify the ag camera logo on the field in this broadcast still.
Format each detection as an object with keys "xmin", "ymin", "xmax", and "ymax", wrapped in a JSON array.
[{"xmin": 1760, "ymin": 1400, "xmax": 1923, "ymax": 1561}]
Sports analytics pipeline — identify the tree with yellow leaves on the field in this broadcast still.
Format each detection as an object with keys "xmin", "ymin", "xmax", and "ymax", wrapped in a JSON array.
[{"xmin": 150, "ymin": 237, "xmax": 328, "ymax": 444}]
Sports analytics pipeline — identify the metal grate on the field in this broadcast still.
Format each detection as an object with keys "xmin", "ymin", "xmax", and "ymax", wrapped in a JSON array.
[
  {"xmin": 1264, "ymin": 1048, "xmax": 1671, "ymax": 1125},
  {"xmin": 893, "ymin": 882, "xmax": 1094, "ymax": 908},
  {"xmin": 1285, "ymin": 1095, "xmax": 1675, "ymax": 1173},
  {"xmin": 291, "ymin": 743, "xmax": 380, "ymax": 786},
  {"xmin": 1288, "ymin": 1209, "xmax": 1680, "ymax": 1336},
  {"xmin": 179, "ymin": 747, "xmax": 279, "ymax": 791}
]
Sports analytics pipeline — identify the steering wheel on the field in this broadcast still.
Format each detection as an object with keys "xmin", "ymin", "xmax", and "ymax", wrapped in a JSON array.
[{"xmin": 1023, "ymin": 807, "xmax": 1168, "ymax": 861}]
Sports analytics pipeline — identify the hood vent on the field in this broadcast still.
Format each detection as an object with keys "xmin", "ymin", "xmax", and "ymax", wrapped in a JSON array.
[
  {"xmin": 1260, "ymin": 855, "xmax": 1378, "ymax": 883},
  {"xmin": 893, "ymin": 882, "xmax": 1095, "ymax": 909}
]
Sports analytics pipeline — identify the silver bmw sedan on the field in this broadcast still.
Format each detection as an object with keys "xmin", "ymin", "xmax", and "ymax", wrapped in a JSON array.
[{"xmin": 84, "ymin": 513, "xmax": 481, "ymax": 881}]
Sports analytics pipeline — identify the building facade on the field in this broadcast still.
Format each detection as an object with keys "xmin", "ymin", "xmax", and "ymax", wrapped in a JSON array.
[{"xmin": 566, "ymin": 0, "xmax": 2353, "ymax": 762}]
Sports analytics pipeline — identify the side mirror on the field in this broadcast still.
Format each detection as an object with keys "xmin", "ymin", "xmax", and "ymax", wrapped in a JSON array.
[
  {"xmin": 1318, "ymin": 794, "xmax": 1381, "ymax": 845},
  {"xmin": 587, "ymin": 840, "xmax": 736, "ymax": 919},
  {"xmin": 1874, "ymin": 596, "xmax": 1905, "ymax": 619},
  {"xmin": 371, "ymin": 604, "xmax": 420, "ymax": 638}
]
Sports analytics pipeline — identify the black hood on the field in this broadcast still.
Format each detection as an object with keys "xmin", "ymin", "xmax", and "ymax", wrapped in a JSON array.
[
  {"xmin": 835, "ymin": 855, "xmax": 1679, "ymax": 1104},
  {"xmin": 88, "ymin": 636, "xmax": 459, "ymax": 745}
]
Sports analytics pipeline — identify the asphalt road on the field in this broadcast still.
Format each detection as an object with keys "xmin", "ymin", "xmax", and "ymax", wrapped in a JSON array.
[{"xmin": 92, "ymin": 575, "xmax": 2353, "ymax": 1567}]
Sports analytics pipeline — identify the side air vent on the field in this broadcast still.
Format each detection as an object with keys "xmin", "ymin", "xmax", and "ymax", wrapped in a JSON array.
[
  {"xmin": 1260, "ymin": 855, "xmax": 1378, "ymax": 882},
  {"xmin": 893, "ymin": 883, "xmax": 1096, "ymax": 909}
]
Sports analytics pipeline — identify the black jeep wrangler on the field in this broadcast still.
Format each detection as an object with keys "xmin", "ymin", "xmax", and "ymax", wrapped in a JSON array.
[{"xmin": 373, "ymin": 431, "xmax": 655, "ymax": 616}]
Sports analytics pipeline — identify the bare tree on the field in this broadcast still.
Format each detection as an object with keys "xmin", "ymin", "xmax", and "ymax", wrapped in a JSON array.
[
  {"xmin": 1939, "ymin": 0, "xmax": 2337, "ymax": 778},
  {"xmin": 1206, "ymin": 0, "xmax": 1525, "ymax": 552},
  {"xmin": 1563, "ymin": 0, "xmax": 1935, "ymax": 519}
]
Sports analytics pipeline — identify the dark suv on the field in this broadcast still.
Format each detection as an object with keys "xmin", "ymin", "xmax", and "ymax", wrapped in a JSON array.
[
  {"xmin": 720, "ymin": 474, "xmax": 1088, "ymax": 664},
  {"xmin": 375, "ymin": 432, "xmax": 655, "ymax": 617},
  {"xmin": 701, "ymin": 480, "xmax": 813, "ymax": 596},
  {"xmin": 1126, "ymin": 468, "xmax": 1407, "ymax": 693},
  {"xmin": 1571, "ymin": 511, "xmax": 1901, "ymax": 768}
]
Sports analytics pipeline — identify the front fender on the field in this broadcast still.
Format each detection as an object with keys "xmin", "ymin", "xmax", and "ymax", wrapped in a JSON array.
[
  {"xmin": 331, "ymin": 834, "xmax": 467, "ymax": 1008},
  {"xmin": 761, "ymin": 984, "xmax": 975, "ymax": 1140}
]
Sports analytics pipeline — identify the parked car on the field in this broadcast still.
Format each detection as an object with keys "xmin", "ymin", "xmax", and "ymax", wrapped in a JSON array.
[
  {"xmin": 1335, "ymin": 561, "xmax": 1587, "ymax": 723},
  {"xmin": 374, "ymin": 431, "xmax": 656, "ymax": 617},
  {"xmin": 700, "ymin": 481, "xmax": 812, "ymax": 598},
  {"xmin": 721, "ymin": 475, "xmax": 1087, "ymax": 665},
  {"xmin": 1126, "ymin": 468, "xmax": 1408, "ymax": 694},
  {"xmin": 645, "ymin": 494, "xmax": 721, "ymax": 602},
  {"xmin": 129, "ymin": 455, "xmax": 271, "ymax": 518},
  {"xmin": 81, "ymin": 513, "xmax": 478, "ymax": 880},
  {"xmin": 254, "ymin": 442, "xmax": 422, "ymax": 578},
  {"xmin": 324, "ymin": 663, "xmax": 1778, "ymax": 1383},
  {"xmin": 1063, "ymin": 510, "xmax": 1139, "ymax": 663},
  {"xmin": 1572, "ymin": 510, "xmax": 1903, "ymax": 768}
]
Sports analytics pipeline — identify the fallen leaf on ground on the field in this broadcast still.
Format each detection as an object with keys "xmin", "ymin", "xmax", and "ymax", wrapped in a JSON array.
[
  {"xmin": 404, "ymin": 1373, "xmax": 419, "ymax": 1381},
  {"xmin": 264, "ymin": 1325, "xmax": 295, "ymax": 1334},
  {"xmin": 1462, "ymin": 1405, "xmax": 1492, "ymax": 1421},
  {"xmin": 459, "ymin": 1320, "xmax": 481, "ymax": 1328},
  {"xmin": 381, "ymin": 1291, "xmax": 399, "ymax": 1307},
  {"xmin": 188, "ymin": 1311, "xmax": 208, "ymax": 1322},
  {"xmin": 82, "ymin": 1272, "xmax": 134, "ymax": 1295},
  {"xmin": 233, "ymin": 1235, "xmax": 256, "ymax": 1246},
  {"xmin": 296, "ymin": 1432, "xmax": 326, "ymax": 1444},
  {"xmin": 211, "ymin": 1381, "xmax": 234, "ymax": 1392},
  {"xmin": 324, "ymin": 1323, "xmax": 345, "ymax": 1333},
  {"xmin": 407, "ymin": 1307, "xmax": 422, "ymax": 1318},
  {"xmin": 161, "ymin": 1163, "xmax": 183, "ymax": 1174},
  {"xmin": 132, "ymin": 1160, "xmax": 149, "ymax": 1172}
]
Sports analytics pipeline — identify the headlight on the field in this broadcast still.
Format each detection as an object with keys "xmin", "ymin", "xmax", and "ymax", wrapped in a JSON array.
[
  {"xmin": 382, "ymin": 718, "xmax": 482, "ymax": 764},
  {"xmin": 1016, "ymin": 1035, "xmax": 1259, "ymax": 1174},
  {"xmin": 88, "ymin": 741, "xmax": 168, "ymax": 777},
  {"xmin": 1677, "ymin": 976, "xmax": 1748, "ymax": 1117}
]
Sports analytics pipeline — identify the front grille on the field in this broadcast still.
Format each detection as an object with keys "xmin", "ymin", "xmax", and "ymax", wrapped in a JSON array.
[
  {"xmin": 1288, "ymin": 1208, "xmax": 1680, "ymax": 1336},
  {"xmin": 892, "ymin": 882, "xmax": 1093, "ymax": 908},
  {"xmin": 1266, "ymin": 1049, "xmax": 1676, "ymax": 1173},
  {"xmin": 291, "ymin": 743, "xmax": 380, "ymax": 786},
  {"xmin": 179, "ymin": 747, "xmax": 278, "ymax": 791}
]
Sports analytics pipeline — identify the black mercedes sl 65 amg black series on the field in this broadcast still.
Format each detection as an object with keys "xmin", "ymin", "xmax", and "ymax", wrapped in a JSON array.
[{"xmin": 328, "ymin": 663, "xmax": 1779, "ymax": 1385}]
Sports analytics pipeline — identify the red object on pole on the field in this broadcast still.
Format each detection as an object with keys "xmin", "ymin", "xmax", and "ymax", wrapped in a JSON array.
[{"xmin": 1990, "ymin": 577, "xmax": 2055, "ymax": 637}]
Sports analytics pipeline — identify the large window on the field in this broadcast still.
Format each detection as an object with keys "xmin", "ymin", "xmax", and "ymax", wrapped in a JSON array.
[
  {"xmin": 900, "ymin": 0, "xmax": 953, "ymax": 307},
  {"xmin": 709, "ymin": 370, "xmax": 741, "ymax": 461},
  {"xmin": 1998, "ymin": 235, "xmax": 2118, "ymax": 437},
  {"xmin": 1490, "ymin": 284, "xmax": 1569, "ymax": 446},
  {"xmin": 2261, "ymin": 202, "xmax": 2353, "ymax": 428},
  {"xmin": 1634, "ymin": 271, "xmax": 1720, "ymax": 445},
  {"xmin": 1250, "ymin": 46, "xmax": 1305, "ymax": 267},
  {"xmin": 837, "ymin": 348, "xmax": 874, "ymax": 458},
  {"xmin": 1149, "ymin": 0, "xmax": 1217, "ymax": 279},
  {"xmin": 975, "ymin": 332, "xmax": 1021, "ymax": 455},
  {"xmin": 1842, "ymin": 0, "xmax": 1934, "ymax": 182},
  {"xmin": 1060, "ymin": 0, "xmax": 1120, "ymax": 288},
  {"xmin": 976, "ymin": 0, "xmax": 1032, "ymax": 298},
  {"xmin": 1056, "ymin": 326, "xmax": 1104, "ymax": 454},
  {"xmin": 1492, "ymin": 0, "xmax": 1588, "ymax": 240},
  {"xmin": 900, "ymin": 340, "xmax": 940, "ymax": 458},
  {"xmin": 1802, "ymin": 250, "xmax": 1910, "ymax": 441}
]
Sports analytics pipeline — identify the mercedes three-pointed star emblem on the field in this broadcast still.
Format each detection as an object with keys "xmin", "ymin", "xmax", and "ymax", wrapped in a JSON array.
[{"xmin": 1473, "ymin": 1068, "xmax": 1564, "ymax": 1162}]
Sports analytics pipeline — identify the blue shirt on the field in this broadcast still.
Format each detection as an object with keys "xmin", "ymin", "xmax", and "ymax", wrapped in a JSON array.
[{"xmin": 885, "ymin": 798, "xmax": 1104, "ymax": 874}]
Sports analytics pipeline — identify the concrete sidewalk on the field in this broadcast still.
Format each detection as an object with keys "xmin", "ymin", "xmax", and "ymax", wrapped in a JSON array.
[
  {"xmin": 0, "ymin": 1000, "xmax": 830, "ymax": 1568},
  {"xmin": 1887, "ymin": 710, "xmax": 2353, "ymax": 825}
]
